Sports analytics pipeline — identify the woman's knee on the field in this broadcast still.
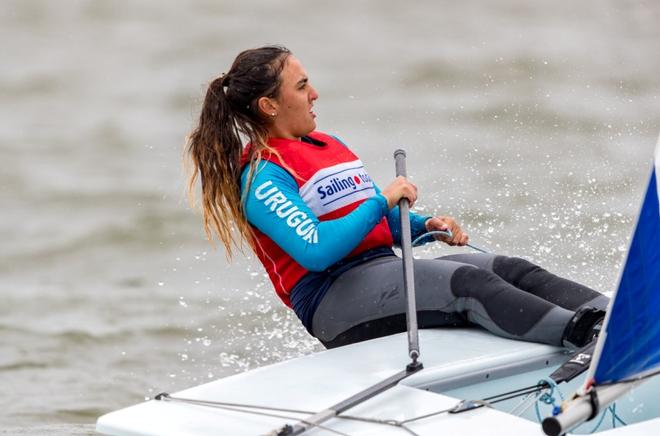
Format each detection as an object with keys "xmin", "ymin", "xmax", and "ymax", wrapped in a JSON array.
[
  {"xmin": 449, "ymin": 265, "xmax": 502, "ymax": 299},
  {"xmin": 492, "ymin": 255, "xmax": 544, "ymax": 285}
]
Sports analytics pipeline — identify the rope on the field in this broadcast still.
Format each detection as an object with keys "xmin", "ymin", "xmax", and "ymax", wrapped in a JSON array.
[
  {"xmin": 589, "ymin": 406, "xmax": 609, "ymax": 433},
  {"xmin": 412, "ymin": 230, "xmax": 490, "ymax": 253},
  {"xmin": 508, "ymin": 392, "xmax": 542, "ymax": 417},
  {"xmin": 398, "ymin": 405, "xmax": 457, "ymax": 425},
  {"xmin": 155, "ymin": 392, "xmax": 426, "ymax": 435},
  {"xmin": 400, "ymin": 382, "xmax": 551, "ymax": 425},
  {"xmin": 157, "ymin": 363, "xmax": 631, "ymax": 433},
  {"xmin": 155, "ymin": 393, "xmax": 350, "ymax": 436},
  {"xmin": 527, "ymin": 379, "xmax": 629, "ymax": 433},
  {"xmin": 589, "ymin": 403, "xmax": 627, "ymax": 433},
  {"xmin": 154, "ymin": 380, "xmax": 601, "ymax": 434},
  {"xmin": 534, "ymin": 378, "xmax": 564, "ymax": 422},
  {"xmin": 611, "ymin": 403, "xmax": 627, "ymax": 427}
]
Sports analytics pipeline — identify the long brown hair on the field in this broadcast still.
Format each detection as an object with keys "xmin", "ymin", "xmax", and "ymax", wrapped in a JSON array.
[{"xmin": 185, "ymin": 46, "xmax": 291, "ymax": 257}]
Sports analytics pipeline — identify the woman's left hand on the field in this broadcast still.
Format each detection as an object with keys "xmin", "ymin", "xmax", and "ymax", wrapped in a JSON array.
[{"xmin": 425, "ymin": 216, "xmax": 469, "ymax": 246}]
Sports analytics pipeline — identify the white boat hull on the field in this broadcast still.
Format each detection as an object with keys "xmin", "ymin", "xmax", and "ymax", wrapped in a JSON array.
[{"xmin": 97, "ymin": 329, "xmax": 660, "ymax": 435}]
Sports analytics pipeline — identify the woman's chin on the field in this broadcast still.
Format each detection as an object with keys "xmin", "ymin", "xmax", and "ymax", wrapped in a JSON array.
[{"xmin": 303, "ymin": 122, "xmax": 317, "ymax": 136}]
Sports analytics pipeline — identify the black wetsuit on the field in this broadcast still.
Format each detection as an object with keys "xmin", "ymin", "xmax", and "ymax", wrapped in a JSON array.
[{"xmin": 308, "ymin": 250, "xmax": 608, "ymax": 348}]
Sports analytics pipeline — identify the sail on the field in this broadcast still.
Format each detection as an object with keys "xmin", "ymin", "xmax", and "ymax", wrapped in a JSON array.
[{"xmin": 591, "ymin": 141, "xmax": 660, "ymax": 385}]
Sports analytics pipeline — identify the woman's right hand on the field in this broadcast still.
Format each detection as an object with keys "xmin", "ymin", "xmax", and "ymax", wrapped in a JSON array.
[{"xmin": 381, "ymin": 176, "xmax": 418, "ymax": 209}]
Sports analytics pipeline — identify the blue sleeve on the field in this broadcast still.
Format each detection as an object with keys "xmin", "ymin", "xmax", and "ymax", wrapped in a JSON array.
[
  {"xmin": 241, "ymin": 161, "xmax": 390, "ymax": 272},
  {"xmin": 373, "ymin": 184, "xmax": 432, "ymax": 247}
]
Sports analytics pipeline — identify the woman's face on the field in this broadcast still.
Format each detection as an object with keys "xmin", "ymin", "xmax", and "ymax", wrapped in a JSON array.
[{"xmin": 266, "ymin": 56, "xmax": 319, "ymax": 140}]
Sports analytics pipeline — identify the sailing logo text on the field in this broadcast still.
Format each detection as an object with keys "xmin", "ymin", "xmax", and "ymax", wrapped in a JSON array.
[{"xmin": 316, "ymin": 172, "xmax": 372, "ymax": 200}]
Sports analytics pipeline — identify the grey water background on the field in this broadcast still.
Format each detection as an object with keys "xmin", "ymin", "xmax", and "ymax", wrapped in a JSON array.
[{"xmin": 1, "ymin": 0, "xmax": 659, "ymax": 434}]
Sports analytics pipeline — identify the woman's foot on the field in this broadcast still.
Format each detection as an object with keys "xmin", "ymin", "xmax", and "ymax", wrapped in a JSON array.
[{"xmin": 562, "ymin": 306, "xmax": 606, "ymax": 348}]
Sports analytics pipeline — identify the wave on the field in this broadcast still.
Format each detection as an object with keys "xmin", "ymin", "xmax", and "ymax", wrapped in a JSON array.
[{"xmin": 0, "ymin": 323, "xmax": 188, "ymax": 342}]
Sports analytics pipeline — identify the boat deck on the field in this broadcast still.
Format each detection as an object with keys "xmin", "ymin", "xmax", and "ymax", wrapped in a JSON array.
[
  {"xmin": 97, "ymin": 329, "xmax": 561, "ymax": 435},
  {"xmin": 96, "ymin": 328, "xmax": 659, "ymax": 435}
]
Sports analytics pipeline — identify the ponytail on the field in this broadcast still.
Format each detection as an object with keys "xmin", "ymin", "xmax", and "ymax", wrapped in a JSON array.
[{"xmin": 185, "ymin": 46, "xmax": 291, "ymax": 258}]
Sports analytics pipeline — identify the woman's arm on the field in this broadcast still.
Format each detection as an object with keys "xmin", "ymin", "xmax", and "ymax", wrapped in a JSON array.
[
  {"xmin": 241, "ymin": 161, "xmax": 389, "ymax": 271},
  {"xmin": 331, "ymin": 134, "xmax": 428, "ymax": 245},
  {"xmin": 375, "ymin": 185, "xmax": 469, "ymax": 247}
]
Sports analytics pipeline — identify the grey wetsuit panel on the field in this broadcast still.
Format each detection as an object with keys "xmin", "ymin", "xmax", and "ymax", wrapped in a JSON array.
[{"xmin": 311, "ymin": 253, "xmax": 601, "ymax": 348}]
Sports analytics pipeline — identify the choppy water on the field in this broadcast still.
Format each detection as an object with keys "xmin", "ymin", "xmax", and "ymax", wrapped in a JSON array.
[{"xmin": 1, "ymin": 0, "xmax": 659, "ymax": 434}]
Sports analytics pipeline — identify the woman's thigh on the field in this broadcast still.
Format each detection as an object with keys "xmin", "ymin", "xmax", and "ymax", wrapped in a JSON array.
[
  {"xmin": 311, "ymin": 256, "xmax": 472, "ymax": 344},
  {"xmin": 312, "ymin": 254, "xmax": 574, "ymax": 348}
]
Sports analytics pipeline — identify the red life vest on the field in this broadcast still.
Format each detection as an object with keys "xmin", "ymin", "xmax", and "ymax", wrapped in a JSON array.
[{"xmin": 240, "ymin": 131, "xmax": 393, "ymax": 307}]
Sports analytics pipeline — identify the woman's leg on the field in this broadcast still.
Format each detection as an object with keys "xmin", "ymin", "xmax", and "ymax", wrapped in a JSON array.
[
  {"xmin": 312, "ymin": 255, "xmax": 576, "ymax": 348},
  {"xmin": 438, "ymin": 253, "xmax": 609, "ymax": 311}
]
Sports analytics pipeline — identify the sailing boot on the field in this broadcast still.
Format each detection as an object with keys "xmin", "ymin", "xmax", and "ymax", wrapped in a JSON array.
[{"xmin": 561, "ymin": 306, "xmax": 606, "ymax": 349}]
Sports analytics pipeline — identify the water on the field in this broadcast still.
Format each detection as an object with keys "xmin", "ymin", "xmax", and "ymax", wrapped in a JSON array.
[{"xmin": 1, "ymin": 0, "xmax": 659, "ymax": 433}]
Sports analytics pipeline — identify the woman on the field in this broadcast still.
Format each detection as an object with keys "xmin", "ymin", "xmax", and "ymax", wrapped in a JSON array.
[{"xmin": 186, "ymin": 45, "xmax": 608, "ymax": 349}]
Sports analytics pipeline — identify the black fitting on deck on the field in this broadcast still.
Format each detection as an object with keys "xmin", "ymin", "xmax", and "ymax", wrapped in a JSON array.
[{"xmin": 406, "ymin": 360, "xmax": 424, "ymax": 372}]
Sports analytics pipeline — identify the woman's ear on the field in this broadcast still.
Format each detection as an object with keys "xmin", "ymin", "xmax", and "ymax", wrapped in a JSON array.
[{"xmin": 257, "ymin": 96, "xmax": 278, "ymax": 118}]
